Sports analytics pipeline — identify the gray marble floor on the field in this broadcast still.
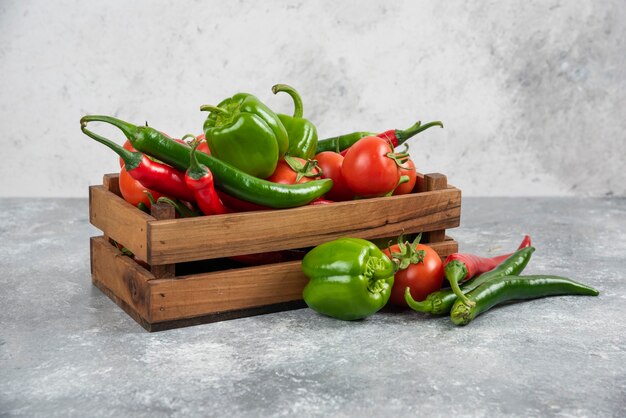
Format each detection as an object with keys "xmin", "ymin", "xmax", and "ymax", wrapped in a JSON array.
[{"xmin": 1, "ymin": 198, "xmax": 624, "ymax": 417}]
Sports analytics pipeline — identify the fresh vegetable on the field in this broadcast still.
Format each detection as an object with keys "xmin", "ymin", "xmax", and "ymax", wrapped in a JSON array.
[
  {"xmin": 301, "ymin": 237, "xmax": 395, "ymax": 320},
  {"xmin": 382, "ymin": 235, "xmax": 444, "ymax": 306},
  {"xmin": 341, "ymin": 136, "xmax": 408, "ymax": 197},
  {"xmin": 266, "ymin": 156, "xmax": 321, "ymax": 185},
  {"xmin": 118, "ymin": 166, "xmax": 163, "ymax": 208},
  {"xmin": 154, "ymin": 196, "xmax": 201, "ymax": 218},
  {"xmin": 184, "ymin": 142, "xmax": 229, "ymax": 215},
  {"xmin": 316, "ymin": 120, "xmax": 443, "ymax": 154},
  {"xmin": 79, "ymin": 115, "xmax": 333, "ymax": 208},
  {"xmin": 200, "ymin": 92, "xmax": 289, "ymax": 178},
  {"xmin": 444, "ymin": 235, "xmax": 532, "ymax": 307},
  {"xmin": 81, "ymin": 123, "xmax": 196, "ymax": 203},
  {"xmin": 405, "ymin": 245, "xmax": 535, "ymax": 315},
  {"xmin": 450, "ymin": 275, "xmax": 599, "ymax": 326},
  {"xmin": 314, "ymin": 151, "xmax": 354, "ymax": 201},
  {"xmin": 271, "ymin": 84, "xmax": 318, "ymax": 159},
  {"xmin": 392, "ymin": 157, "xmax": 417, "ymax": 195}
]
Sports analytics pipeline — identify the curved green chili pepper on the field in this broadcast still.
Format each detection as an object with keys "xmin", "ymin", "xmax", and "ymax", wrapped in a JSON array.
[
  {"xmin": 79, "ymin": 115, "xmax": 333, "ymax": 208},
  {"xmin": 301, "ymin": 238, "xmax": 395, "ymax": 321},
  {"xmin": 405, "ymin": 246, "xmax": 536, "ymax": 315},
  {"xmin": 272, "ymin": 84, "xmax": 318, "ymax": 160},
  {"xmin": 450, "ymin": 275, "xmax": 599, "ymax": 326}
]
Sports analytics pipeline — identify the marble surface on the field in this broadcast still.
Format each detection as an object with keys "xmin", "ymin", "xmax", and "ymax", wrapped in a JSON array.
[
  {"xmin": 1, "ymin": 197, "xmax": 625, "ymax": 417},
  {"xmin": 1, "ymin": 0, "xmax": 625, "ymax": 198}
]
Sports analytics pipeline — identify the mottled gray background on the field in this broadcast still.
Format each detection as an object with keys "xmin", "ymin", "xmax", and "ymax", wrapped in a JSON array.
[{"xmin": 1, "ymin": 0, "xmax": 624, "ymax": 197}]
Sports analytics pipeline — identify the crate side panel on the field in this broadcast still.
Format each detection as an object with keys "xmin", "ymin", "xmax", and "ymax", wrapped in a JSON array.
[
  {"xmin": 148, "ymin": 187, "xmax": 461, "ymax": 264},
  {"xmin": 91, "ymin": 236, "xmax": 153, "ymax": 322},
  {"xmin": 148, "ymin": 261, "xmax": 308, "ymax": 322},
  {"xmin": 90, "ymin": 186, "xmax": 151, "ymax": 261}
]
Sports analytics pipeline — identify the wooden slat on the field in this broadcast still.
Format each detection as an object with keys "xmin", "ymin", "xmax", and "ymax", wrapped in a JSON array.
[
  {"xmin": 149, "ymin": 203, "xmax": 176, "ymax": 279},
  {"xmin": 91, "ymin": 236, "xmax": 153, "ymax": 322},
  {"xmin": 147, "ymin": 186, "xmax": 461, "ymax": 265},
  {"xmin": 103, "ymin": 173, "xmax": 121, "ymax": 197},
  {"xmin": 148, "ymin": 261, "xmax": 309, "ymax": 322},
  {"xmin": 423, "ymin": 173, "xmax": 448, "ymax": 244},
  {"xmin": 428, "ymin": 236, "xmax": 458, "ymax": 260},
  {"xmin": 89, "ymin": 185, "xmax": 152, "ymax": 262}
]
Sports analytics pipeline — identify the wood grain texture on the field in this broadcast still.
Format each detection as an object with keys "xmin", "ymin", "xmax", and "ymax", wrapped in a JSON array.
[
  {"xmin": 91, "ymin": 236, "xmax": 152, "ymax": 322},
  {"xmin": 149, "ymin": 202, "xmax": 176, "ymax": 279},
  {"xmin": 90, "ymin": 186, "xmax": 153, "ymax": 261},
  {"xmin": 102, "ymin": 173, "xmax": 121, "ymax": 197},
  {"xmin": 148, "ymin": 260, "xmax": 309, "ymax": 322},
  {"xmin": 147, "ymin": 186, "xmax": 461, "ymax": 265},
  {"xmin": 423, "ymin": 173, "xmax": 448, "ymax": 244}
]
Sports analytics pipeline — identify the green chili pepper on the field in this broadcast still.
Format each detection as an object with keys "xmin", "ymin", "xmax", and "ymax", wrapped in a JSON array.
[
  {"xmin": 405, "ymin": 246, "xmax": 536, "ymax": 315},
  {"xmin": 315, "ymin": 120, "xmax": 443, "ymax": 153},
  {"xmin": 301, "ymin": 238, "xmax": 395, "ymax": 321},
  {"xmin": 271, "ymin": 84, "xmax": 318, "ymax": 160},
  {"xmin": 450, "ymin": 275, "xmax": 599, "ymax": 326},
  {"xmin": 201, "ymin": 92, "xmax": 289, "ymax": 178},
  {"xmin": 79, "ymin": 115, "xmax": 332, "ymax": 208}
]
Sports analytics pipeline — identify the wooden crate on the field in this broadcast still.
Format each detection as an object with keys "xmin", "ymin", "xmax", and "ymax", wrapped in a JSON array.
[{"xmin": 90, "ymin": 172, "xmax": 461, "ymax": 331}]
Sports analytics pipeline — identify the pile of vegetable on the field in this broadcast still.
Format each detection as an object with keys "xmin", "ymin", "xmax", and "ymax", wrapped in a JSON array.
[
  {"xmin": 81, "ymin": 84, "xmax": 441, "ymax": 216},
  {"xmin": 301, "ymin": 234, "xmax": 598, "ymax": 325},
  {"xmin": 81, "ymin": 84, "xmax": 598, "ymax": 325}
]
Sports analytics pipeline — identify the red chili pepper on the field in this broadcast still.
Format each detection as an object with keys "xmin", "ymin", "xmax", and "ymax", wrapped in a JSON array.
[
  {"xmin": 338, "ymin": 120, "xmax": 444, "ymax": 156},
  {"xmin": 81, "ymin": 124, "xmax": 196, "ymax": 203},
  {"xmin": 184, "ymin": 142, "xmax": 229, "ymax": 215},
  {"xmin": 443, "ymin": 235, "xmax": 532, "ymax": 306}
]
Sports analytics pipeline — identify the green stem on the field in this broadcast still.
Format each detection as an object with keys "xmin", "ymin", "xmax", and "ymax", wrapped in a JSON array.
[
  {"xmin": 404, "ymin": 287, "xmax": 433, "ymax": 313},
  {"xmin": 80, "ymin": 123, "xmax": 142, "ymax": 170},
  {"xmin": 444, "ymin": 260, "xmax": 475, "ymax": 307},
  {"xmin": 395, "ymin": 120, "xmax": 444, "ymax": 144},
  {"xmin": 80, "ymin": 115, "xmax": 139, "ymax": 141},
  {"xmin": 272, "ymin": 84, "xmax": 304, "ymax": 118},
  {"xmin": 199, "ymin": 105, "xmax": 229, "ymax": 115},
  {"xmin": 186, "ymin": 140, "xmax": 206, "ymax": 180}
]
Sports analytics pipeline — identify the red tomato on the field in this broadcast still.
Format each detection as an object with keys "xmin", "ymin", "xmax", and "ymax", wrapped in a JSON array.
[
  {"xmin": 383, "ymin": 242, "xmax": 444, "ymax": 306},
  {"xmin": 267, "ymin": 157, "xmax": 320, "ymax": 185},
  {"xmin": 314, "ymin": 151, "xmax": 354, "ymax": 201},
  {"xmin": 341, "ymin": 136, "xmax": 400, "ymax": 197},
  {"xmin": 118, "ymin": 166, "xmax": 163, "ymax": 208},
  {"xmin": 393, "ymin": 158, "xmax": 417, "ymax": 195}
]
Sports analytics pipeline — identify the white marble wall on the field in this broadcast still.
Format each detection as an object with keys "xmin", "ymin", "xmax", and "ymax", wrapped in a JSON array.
[{"xmin": 1, "ymin": 0, "xmax": 623, "ymax": 197}]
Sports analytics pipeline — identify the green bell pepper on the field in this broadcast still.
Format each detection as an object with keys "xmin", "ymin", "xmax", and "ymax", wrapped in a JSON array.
[
  {"xmin": 271, "ymin": 84, "xmax": 318, "ymax": 160},
  {"xmin": 201, "ymin": 93, "xmax": 289, "ymax": 179},
  {"xmin": 301, "ymin": 237, "xmax": 395, "ymax": 320}
]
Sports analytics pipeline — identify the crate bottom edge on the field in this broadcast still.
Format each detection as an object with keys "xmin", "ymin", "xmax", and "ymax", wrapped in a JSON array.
[{"xmin": 92, "ymin": 278, "xmax": 306, "ymax": 332}]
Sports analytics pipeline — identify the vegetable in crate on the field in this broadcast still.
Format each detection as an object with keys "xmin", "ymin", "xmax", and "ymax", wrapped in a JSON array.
[
  {"xmin": 450, "ymin": 275, "xmax": 599, "ymax": 326},
  {"xmin": 267, "ymin": 156, "xmax": 322, "ymax": 184},
  {"xmin": 79, "ymin": 115, "xmax": 332, "ymax": 208},
  {"xmin": 316, "ymin": 120, "xmax": 443, "ymax": 154},
  {"xmin": 81, "ymin": 122, "xmax": 196, "ymax": 203},
  {"xmin": 185, "ymin": 141, "xmax": 229, "ymax": 215},
  {"xmin": 382, "ymin": 235, "xmax": 444, "ymax": 306},
  {"xmin": 341, "ymin": 136, "xmax": 410, "ymax": 197},
  {"xmin": 301, "ymin": 238, "xmax": 395, "ymax": 320},
  {"xmin": 118, "ymin": 165, "xmax": 163, "ymax": 208},
  {"xmin": 201, "ymin": 92, "xmax": 289, "ymax": 178},
  {"xmin": 271, "ymin": 84, "xmax": 318, "ymax": 159},
  {"xmin": 314, "ymin": 151, "xmax": 355, "ymax": 201},
  {"xmin": 405, "ymin": 245, "xmax": 535, "ymax": 315},
  {"xmin": 443, "ymin": 235, "xmax": 532, "ymax": 307}
]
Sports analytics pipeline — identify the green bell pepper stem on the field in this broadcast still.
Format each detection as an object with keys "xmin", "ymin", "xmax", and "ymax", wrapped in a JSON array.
[
  {"xmin": 199, "ymin": 105, "xmax": 229, "ymax": 116},
  {"xmin": 272, "ymin": 84, "xmax": 303, "ymax": 118}
]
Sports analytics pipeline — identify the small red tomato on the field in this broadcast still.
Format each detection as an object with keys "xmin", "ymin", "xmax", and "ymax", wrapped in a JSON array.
[
  {"xmin": 314, "ymin": 151, "xmax": 354, "ymax": 201},
  {"xmin": 267, "ymin": 157, "xmax": 321, "ymax": 185},
  {"xmin": 118, "ymin": 166, "xmax": 163, "ymax": 208},
  {"xmin": 342, "ymin": 136, "xmax": 400, "ymax": 197},
  {"xmin": 393, "ymin": 158, "xmax": 417, "ymax": 195},
  {"xmin": 383, "ymin": 241, "xmax": 444, "ymax": 306}
]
